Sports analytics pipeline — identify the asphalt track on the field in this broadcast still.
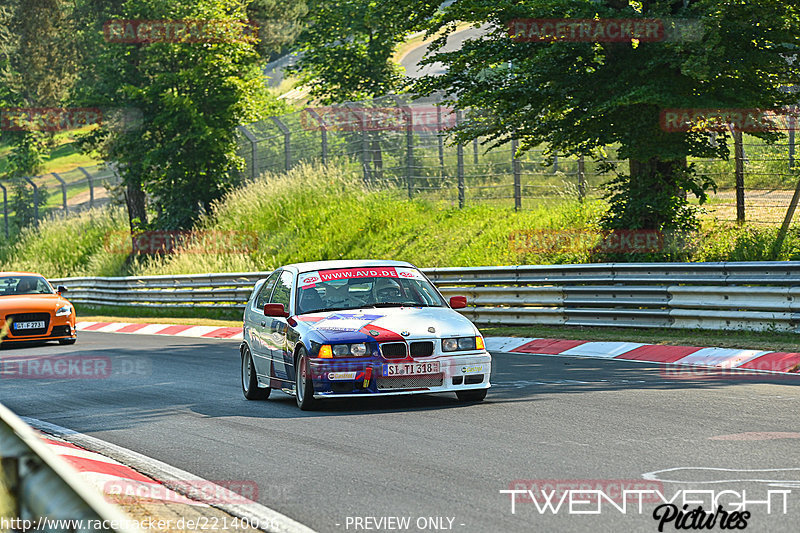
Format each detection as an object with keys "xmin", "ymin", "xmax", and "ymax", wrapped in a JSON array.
[{"xmin": 2, "ymin": 333, "xmax": 800, "ymax": 533}]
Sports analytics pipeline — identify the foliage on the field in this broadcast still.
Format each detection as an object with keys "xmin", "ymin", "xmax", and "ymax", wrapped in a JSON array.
[
  {"xmin": 411, "ymin": 0, "xmax": 800, "ymax": 233},
  {"xmin": 288, "ymin": 0, "xmax": 440, "ymax": 102}
]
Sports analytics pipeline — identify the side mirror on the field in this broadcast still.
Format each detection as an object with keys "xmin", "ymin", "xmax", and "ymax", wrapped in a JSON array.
[
  {"xmin": 264, "ymin": 303, "xmax": 289, "ymax": 318},
  {"xmin": 56, "ymin": 285, "xmax": 68, "ymax": 294},
  {"xmin": 449, "ymin": 296, "xmax": 467, "ymax": 309}
]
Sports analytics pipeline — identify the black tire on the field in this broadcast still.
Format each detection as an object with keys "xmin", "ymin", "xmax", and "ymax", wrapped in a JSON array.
[
  {"xmin": 456, "ymin": 388, "xmax": 487, "ymax": 402},
  {"xmin": 242, "ymin": 346, "xmax": 270, "ymax": 400},
  {"xmin": 295, "ymin": 347, "xmax": 318, "ymax": 411},
  {"xmin": 58, "ymin": 338, "xmax": 77, "ymax": 345}
]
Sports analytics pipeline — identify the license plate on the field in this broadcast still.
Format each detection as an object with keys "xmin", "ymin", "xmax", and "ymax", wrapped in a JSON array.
[
  {"xmin": 14, "ymin": 321, "xmax": 45, "ymax": 330},
  {"xmin": 383, "ymin": 361, "xmax": 440, "ymax": 376}
]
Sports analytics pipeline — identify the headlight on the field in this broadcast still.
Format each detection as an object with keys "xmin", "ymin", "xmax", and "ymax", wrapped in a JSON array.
[
  {"xmin": 55, "ymin": 304, "xmax": 72, "ymax": 317},
  {"xmin": 442, "ymin": 336, "xmax": 482, "ymax": 352},
  {"xmin": 329, "ymin": 343, "xmax": 370, "ymax": 357}
]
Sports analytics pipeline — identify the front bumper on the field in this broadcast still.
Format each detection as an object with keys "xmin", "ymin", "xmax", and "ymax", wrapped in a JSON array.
[
  {"xmin": 308, "ymin": 351, "xmax": 492, "ymax": 399},
  {"xmin": 0, "ymin": 315, "xmax": 76, "ymax": 343}
]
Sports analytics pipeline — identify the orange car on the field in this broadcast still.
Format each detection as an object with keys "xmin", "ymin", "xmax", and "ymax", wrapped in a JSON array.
[{"xmin": 0, "ymin": 272, "xmax": 77, "ymax": 345}]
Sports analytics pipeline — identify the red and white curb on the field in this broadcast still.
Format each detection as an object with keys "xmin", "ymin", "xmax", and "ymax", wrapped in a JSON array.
[
  {"xmin": 25, "ymin": 417, "xmax": 316, "ymax": 533},
  {"xmin": 40, "ymin": 435, "xmax": 204, "ymax": 506},
  {"xmin": 76, "ymin": 321, "xmax": 242, "ymax": 340},
  {"xmin": 486, "ymin": 337, "xmax": 800, "ymax": 375}
]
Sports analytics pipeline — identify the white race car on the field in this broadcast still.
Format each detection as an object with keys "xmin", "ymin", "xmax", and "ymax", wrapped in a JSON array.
[{"xmin": 240, "ymin": 260, "xmax": 492, "ymax": 410}]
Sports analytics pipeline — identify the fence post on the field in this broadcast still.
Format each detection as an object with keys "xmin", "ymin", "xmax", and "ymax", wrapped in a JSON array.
[
  {"xmin": 22, "ymin": 177, "xmax": 38, "ymax": 226},
  {"xmin": 52, "ymin": 172, "xmax": 67, "ymax": 213},
  {"xmin": 78, "ymin": 167, "xmax": 94, "ymax": 208},
  {"xmin": 456, "ymin": 111, "xmax": 465, "ymax": 208},
  {"xmin": 0, "ymin": 182, "xmax": 7, "ymax": 237},
  {"xmin": 303, "ymin": 107, "xmax": 328, "ymax": 165},
  {"xmin": 578, "ymin": 155, "xmax": 586, "ymax": 202},
  {"xmin": 437, "ymin": 105, "xmax": 445, "ymax": 175},
  {"xmin": 472, "ymin": 137, "xmax": 478, "ymax": 165},
  {"xmin": 238, "ymin": 125, "xmax": 259, "ymax": 181},
  {"xmin": 734, "ymin": 130, "xmax": 745, "ymax": 224},
  {"xmin": 773, "ymin": 175, "xmax": 800, "ymax": 259},
  {"xmin": 395, "ymin": 103, "xmax": 414, "ymax": 199},
  {"xmin": 271, "ymin": 117, "xmax": 291, "ymax": 172},
  {"xmin": 511, "ymin": 138, "xmax": 521, "ymax": 211},
  {"xmin": 789, "ymin": 128, "xmax": 796, "ymax": 172},
  {"xmin": 553, "ymin": 153, "xmax": 559, "ymax": 173}
]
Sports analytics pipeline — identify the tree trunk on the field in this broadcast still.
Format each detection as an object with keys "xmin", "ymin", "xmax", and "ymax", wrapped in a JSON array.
[
  {"xmin": 125, "ymin": 179, "xmax": 147, "ymax": 232},
  {"xmin": 628, "ymin": 156, "xmax": 688, "ymax": 229}
]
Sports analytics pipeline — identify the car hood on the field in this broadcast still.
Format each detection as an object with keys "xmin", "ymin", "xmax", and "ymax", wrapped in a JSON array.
[
  {"xmin": 0, "ymin": 294, "xmax": 69, "ymax": 313},
  {"xmin": 296, "ymin": 306, "xmax": 479, "ymax": 343}
]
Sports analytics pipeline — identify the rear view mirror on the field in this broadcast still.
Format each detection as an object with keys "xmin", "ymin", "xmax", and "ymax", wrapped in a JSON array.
[
  {"xmin": 449, "ymin": 296, "xmax": 467, "ymax": 309},
  {"xmin": 264, "ymin": 303, "xmax": 289, "ymax": 318},
  {"xmin": 56, "ymin": 285, "xmax": 68, "ymax": 294}
]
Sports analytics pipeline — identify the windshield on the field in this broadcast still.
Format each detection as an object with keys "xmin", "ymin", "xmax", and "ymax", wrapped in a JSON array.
[
  {"xmin": 0, "ymin": 275, "xmax": 54, "ymax": 296},
  {"xmin": 295, "ymin": 266, "xmax": 445, "ymax": 314}
]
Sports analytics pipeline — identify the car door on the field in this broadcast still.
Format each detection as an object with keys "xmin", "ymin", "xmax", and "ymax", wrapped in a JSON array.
[
  {"xmin": 267, "ymin": 270, "xmax": 294, "ymax": 382},
  {"xmin": 249, "ymin": 271, "xmax": 280, "ymax": 378}
]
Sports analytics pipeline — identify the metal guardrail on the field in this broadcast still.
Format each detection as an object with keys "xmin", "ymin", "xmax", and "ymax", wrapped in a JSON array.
[
  {"xmin": 51, "ymin": 261, "xmax": 800, "ymax": 332},
  {"xmin": 0, "ymin": 403, "xmax": 139, "ymax": 533}
]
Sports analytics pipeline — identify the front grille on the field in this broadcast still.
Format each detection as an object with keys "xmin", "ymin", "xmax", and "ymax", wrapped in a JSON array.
[
  {"xmin": 380, "ymin": 342, "xmax": 407, "ymax": 359},
  {"xmin": 410, "ymin": 341, "xmax": 434, "ymax": 357},
  {"xmin": 6, "ymin": 313, "xmax": 50, "ymax": 337},
  {"xmin": 377, "ymin": 375, "xmax": 444, "ymax": 390}
]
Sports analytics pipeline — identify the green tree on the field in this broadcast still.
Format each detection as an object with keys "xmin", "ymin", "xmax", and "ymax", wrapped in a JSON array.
[
  {"xmin": 9, "ymin": 180, "xmax": 49, "ymax": 229},
  {"xmin": 289, "ymin": 0, "xmax": 441, "ymax": 102},
  {"xmin": 73, "ymin": 0, "xmax": 284, "ymax": 230},
  {"xmin": 411, "ymin": 0, "xmax": 800, "ymax": 233}
]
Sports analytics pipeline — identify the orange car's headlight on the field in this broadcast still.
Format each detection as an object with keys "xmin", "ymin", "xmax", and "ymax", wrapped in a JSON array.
[{"xmin": 55, "ymin": 304, "xmax": 72, "ymax": 317}]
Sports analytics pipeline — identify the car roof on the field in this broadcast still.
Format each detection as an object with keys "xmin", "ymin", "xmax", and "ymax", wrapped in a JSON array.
[
  {"xmin": 281, "ymin": 259, "xmax": 415, "ymax": 274},
  {"xmin": 0, "ymin": 271, "xmax": 45, "ymax": 277}
]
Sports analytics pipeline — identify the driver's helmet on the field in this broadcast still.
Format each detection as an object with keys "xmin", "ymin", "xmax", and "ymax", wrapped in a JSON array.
[{"xmin": 374, "ymin": 277, "xmax": 402, "ymax": 298}]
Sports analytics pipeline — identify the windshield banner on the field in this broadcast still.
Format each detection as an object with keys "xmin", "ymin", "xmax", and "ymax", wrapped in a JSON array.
[{"xmin": 298, "ymin": 267, "xmax": 424, "ymax": 288}]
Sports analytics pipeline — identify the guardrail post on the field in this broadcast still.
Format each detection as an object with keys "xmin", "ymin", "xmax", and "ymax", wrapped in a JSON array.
[
  {"xmin": 78, "ymin": 167, "xmax": 94, "ymax": 208},
  {"xmin": 512, "ymin": 138, "xmax": 522, "ymax": 211},
  {"xmin": 0, "ymin": 182, "xmax": 8, "ymax": 237},
  {"xmin": 734, "ymin": 130, "xmax": 745, "ymax": 224},
  {"xmin": 456, "ymin": 111, "xmax": 465, "ymax": 208},
  {"xmin": 303, "ymin": 107, "xmax": 328, "ymax": 165},
  {"xmin": 578, "ymin": 155, "xmax": 586, "ymax": 202},
  {"xmin": 271, "ymin": 117, "xmax": 291, "ymax": 172},
  {"xmin": 22, "ymin": 177, "xmax": 38, "ymax": 226},
  {"xmin": 52, "ymin": 172, "xmax": 67, "ymax": 213},
  {"xmin": 238, "ymin": 125, "xmax": 259, "ymax": 181}
]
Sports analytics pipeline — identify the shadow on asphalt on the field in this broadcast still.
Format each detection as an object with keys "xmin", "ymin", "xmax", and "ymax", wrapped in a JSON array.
[{"xmin": 3, "ymin": 338, "xmax": 799, "ymax": 428}]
